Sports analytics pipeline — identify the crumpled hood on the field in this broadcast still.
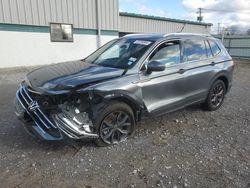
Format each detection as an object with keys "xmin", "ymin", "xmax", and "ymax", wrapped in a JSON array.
[{"xmin": 26, "ymin": 60, "xmax": 124, "ymax": 93}]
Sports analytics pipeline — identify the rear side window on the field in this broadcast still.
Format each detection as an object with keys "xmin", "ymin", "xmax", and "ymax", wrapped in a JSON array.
[
  {"xmin": 183, "ymin": 40, "xmax": 207, "ymax": 62},
  {"xmin": 208, "ymin": 40, "xmax": 221, "ymax": 56}
]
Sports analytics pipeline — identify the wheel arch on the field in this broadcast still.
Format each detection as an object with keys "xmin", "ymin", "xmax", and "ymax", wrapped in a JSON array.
[
  {"xmin": 103, "ymin": 94, "xmax": 144, "ymax": 122},
  {"xmin": 210, "ymin": 72, "xmax": 229, "ymax": 93},
  {"xmin": 217, "ymin": 75, "xmax": 229, "ymax": 92}
]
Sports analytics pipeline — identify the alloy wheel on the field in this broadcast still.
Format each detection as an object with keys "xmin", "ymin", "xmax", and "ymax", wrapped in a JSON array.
[
  {"xmin": 100, "ymin": 111, "xmax": 132, "ymax": 144},
  {"xmin": 210, "ymin": 82, "xmax": 225, "ymax": 107}
]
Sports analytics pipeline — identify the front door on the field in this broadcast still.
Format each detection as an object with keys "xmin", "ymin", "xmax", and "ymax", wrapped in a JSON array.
[{"xmin": 139, "ymin": 40, "xmax": 188, "ymax": 115}]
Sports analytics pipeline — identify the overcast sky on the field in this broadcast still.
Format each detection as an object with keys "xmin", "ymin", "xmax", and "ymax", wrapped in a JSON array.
[{"xmin": 119, "ymin": 0, "xmax": 250, "ymax": 33}]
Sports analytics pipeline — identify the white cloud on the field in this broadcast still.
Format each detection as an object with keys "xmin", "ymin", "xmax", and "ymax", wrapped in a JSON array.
[
  {"xmin": 119, "ymin": 0, "xmax": 171, "ymax": 17},
  {"xmin": 139, "ymin": 5, "xmax": 171, "ymax": 17},
  {"xmin": 182, "ymin": 0, "xmax": 250, "ymax": 33}
]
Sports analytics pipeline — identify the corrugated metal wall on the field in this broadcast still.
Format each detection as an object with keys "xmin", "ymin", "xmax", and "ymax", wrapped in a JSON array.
[
  {"xmin": 119, "ymin": 14, "xmax": 211, "ymax": 34},
  {"xmin": 215, "ymin": 36, "xmax": 250, "ymax": 58},
  {"xmin": 0, "ymin": 0, "xmax": 119, "ymax": 30},
  {"xmin": 0, "ymin": 0, "xmax": 212, "ymax": 34}
]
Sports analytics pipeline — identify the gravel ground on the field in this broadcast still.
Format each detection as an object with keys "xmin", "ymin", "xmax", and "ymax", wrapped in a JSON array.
[{"xmin": 0, "ymin": 59, "xmax": 249, "ymax": 188}]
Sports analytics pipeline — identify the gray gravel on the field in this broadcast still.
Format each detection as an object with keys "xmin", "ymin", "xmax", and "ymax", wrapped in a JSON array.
[{"xmin": 0, "ymin": 59, "xmax": 249, "ymax": 188}]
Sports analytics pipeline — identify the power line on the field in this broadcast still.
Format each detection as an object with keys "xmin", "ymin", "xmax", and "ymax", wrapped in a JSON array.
[
  {"xmin": 196, "ymin": 7, "xmax": 250, "ymax": 22},
  {"xmin": 199, "ymin": 7, "xmax": 250, "ymax": 13},
  {"xmin": 196, "ymin": 7, "xmax": 249, "ymax": 29}
]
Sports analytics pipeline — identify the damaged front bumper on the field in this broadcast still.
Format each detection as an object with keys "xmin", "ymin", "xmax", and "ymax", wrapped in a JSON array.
[{"xmin": 14, "ymin": 85, "xmax": 98, "ymax": 140}]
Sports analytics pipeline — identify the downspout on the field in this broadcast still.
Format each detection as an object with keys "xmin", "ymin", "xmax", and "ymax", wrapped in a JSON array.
[
  {"xmin": 179, "ymin": 22, "xmax": 187, "ymax": 33},
  {"xmin": 96, "ymin": 0, "xmax": 101, "ymax": 48}
]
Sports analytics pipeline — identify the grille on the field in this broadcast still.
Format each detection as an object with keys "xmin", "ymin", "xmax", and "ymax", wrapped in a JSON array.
[{"xmin": 16, "ymin": 86, "xmax": 60, "ymax": 137}]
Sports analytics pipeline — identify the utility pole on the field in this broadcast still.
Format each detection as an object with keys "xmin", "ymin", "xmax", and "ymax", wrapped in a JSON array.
[
  {"xmin": 217, "ymin": 23, "xmax": 221, "ymax": 34},
  {"xmin": 197, "ymin": 8, "xmax": 203, "ymax": 22},
  {"xmin": 222, "ymin": 27, "xmax": 225, "ymax": 43}
]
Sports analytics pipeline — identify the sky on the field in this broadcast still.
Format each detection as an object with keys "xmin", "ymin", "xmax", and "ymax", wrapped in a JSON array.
[{"xmin": 119, "ymin": 0, "xmax": 250, "ymax": 34}]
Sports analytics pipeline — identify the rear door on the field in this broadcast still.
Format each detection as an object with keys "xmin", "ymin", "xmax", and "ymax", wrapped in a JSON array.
[{"xmin": 180, "ymin": 39, "xmax": 217, "ymax": 103}]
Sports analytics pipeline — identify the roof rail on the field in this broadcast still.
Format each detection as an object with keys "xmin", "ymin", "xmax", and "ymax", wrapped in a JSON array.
[
  {"xmin": 123, "ymin": 33, "xmax": 144, "ymax": 37},
  {"xmin": 164, "ymin": 33, "xmax": 211, "ymax": 37}
]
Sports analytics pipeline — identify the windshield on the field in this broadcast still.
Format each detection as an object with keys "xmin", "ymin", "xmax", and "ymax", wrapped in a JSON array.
[{"xmin": 85, "ymin": 38, "xmax": 154, "ymax": 69}]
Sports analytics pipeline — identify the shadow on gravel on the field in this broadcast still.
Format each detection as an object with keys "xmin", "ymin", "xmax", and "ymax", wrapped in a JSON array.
[
  {"xmin": 1, "ymin": 125, "xmax": 96, "ymax": 151},
  {"xmin": 2, "ymin": 103, "xmax": 206, "ymax": 152}
]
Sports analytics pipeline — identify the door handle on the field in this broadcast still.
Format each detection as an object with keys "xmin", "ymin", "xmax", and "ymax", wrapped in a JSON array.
[
  {"xmin": 178, "ymin": 69, "xmax": 185, "ymax": 74},
  {"xmin": 211, "ymin": 62, "xmax": 216, "ymax": 66}
]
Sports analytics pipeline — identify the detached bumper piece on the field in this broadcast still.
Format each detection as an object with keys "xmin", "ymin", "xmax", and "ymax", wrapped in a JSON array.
[{"xmin": 15, "ymin": 85, "xmax": 98, "ymax": 140}]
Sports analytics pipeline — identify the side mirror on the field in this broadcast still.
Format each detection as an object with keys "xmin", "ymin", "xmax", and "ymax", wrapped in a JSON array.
[{"xmin": 147, "ymin": 61, "xmax": 165, "ymax": 73}]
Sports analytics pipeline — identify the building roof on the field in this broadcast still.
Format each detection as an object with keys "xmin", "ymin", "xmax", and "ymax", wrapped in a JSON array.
[{"xmin": 120, "ymin": 12, "xmax": 213, "ymax": 27}]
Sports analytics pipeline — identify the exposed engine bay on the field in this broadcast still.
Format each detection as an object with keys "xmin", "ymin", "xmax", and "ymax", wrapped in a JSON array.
[
  {"xmin": 15, "ymin": 85, "xmax": 99, "ymax": 140},
  {"xmin": 52, "ymin": 102, "xmax": 98, "ymax": 139}
]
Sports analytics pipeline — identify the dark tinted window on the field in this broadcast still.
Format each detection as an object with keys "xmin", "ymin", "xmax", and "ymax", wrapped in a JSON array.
[
  {"xmin": 149, "ymin": 41, "xmax": 180, "ymax": 66},
  {"xmin": 183, "ymin": 40, "xmax": 207, "ymax": 62},
  {"xmin": 205, "ymin": 40, "xmax": 213, "ymax": 58},
  {"xmin": 208, "ymin": 40, "xmax": 221, "ymax": 56}
]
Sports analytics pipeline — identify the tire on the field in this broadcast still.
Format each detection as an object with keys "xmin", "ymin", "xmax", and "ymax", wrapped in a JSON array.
[
  {"xmin": 93, "ymin": 101, "xmax": 135, "ymax": 147},
  {"xmin": 203, "ymin": 80, "xmax": 226, "ymax": 111}
]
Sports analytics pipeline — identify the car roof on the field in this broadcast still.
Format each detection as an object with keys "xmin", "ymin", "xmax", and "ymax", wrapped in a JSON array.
[{"xmin": 122, "ymin": 33, "xmax": 214, "ymax": 41}]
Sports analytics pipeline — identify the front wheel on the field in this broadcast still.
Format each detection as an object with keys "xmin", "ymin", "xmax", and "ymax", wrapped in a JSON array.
[
  {"xmin": 203, "ymin": 80, "xmax": 226, "ymax": 111},
  {"xmin": 94, "ymin": 101, "xmax": 135, "ymax": 147}
]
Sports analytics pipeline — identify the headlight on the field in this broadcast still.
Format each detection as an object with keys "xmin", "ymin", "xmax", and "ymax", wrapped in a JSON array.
[
  {"xmin": 42, "ymin": 82, "xmax": 56, "ymax": 89},
  {"xmin": 24, "ymin": 76, "xmax": 32, "ymax": 87}
]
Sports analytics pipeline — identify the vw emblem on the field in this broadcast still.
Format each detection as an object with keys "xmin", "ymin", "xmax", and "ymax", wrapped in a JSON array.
[{"xmin": 28, "ymin": 101, "xmax": 39, "ymax": 112}]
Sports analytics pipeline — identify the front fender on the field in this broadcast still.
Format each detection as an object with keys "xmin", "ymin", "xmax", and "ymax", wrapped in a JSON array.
[
  {"xmin": 102, "ymin": 91, "xmax": 144, "ymax": 109},
  {"xmin": 75, "ymin": 74, "xmax": 145, "ymax": 121}
]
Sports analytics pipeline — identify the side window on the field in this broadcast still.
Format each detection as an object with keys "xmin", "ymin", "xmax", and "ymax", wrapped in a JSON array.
[
  {"xmin": 149, "ymin": 41, "xmax": 181, "ymax": 66},
  {"xmin": 208, "ymin": 40, "xmax": 221, "ymax": 56},
  {"xmin": 205, "ymin": 40, "xmax": 213, "ymax": 58},
  {"xmin": 183, "ymin": 40, "xmax": 207, "ymax": 62}
]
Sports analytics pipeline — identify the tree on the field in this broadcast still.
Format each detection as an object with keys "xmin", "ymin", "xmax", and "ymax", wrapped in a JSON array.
[
  {"xmin": 229, "ymin": 26, "xmax": 238, "ymax": 35},
  {"xmin": 247, "ymin": 29, "xmax": 250, "ymax": 35}
]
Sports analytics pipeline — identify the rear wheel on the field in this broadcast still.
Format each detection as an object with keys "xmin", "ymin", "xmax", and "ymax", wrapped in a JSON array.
[
  {"xmin": 94, "ymin": 101, "xmax": 135, "ymax": 147},
  {"xmin": 204, "ymin": 80, "xmax": 226, "ymax": 111}
]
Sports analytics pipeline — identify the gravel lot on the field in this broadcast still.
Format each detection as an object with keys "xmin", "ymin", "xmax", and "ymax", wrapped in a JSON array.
[{"xmin": 0, "ymin": 59, "xmax": 249, "ymax": 188}]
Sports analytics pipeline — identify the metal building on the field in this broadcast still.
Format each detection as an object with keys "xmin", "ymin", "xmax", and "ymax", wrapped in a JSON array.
[
  {"xmin": 119, "ymin": 12, "xmax": 211, "ymax": 36},
  {"xmin": 0, "ymin": 0, "xmax": 212, "ymax": 68}
]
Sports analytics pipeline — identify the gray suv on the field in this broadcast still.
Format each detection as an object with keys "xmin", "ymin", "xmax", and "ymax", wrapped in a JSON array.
[{"xmin": 15, "ymin": 33, "xmax": 234, "ymax": 146}]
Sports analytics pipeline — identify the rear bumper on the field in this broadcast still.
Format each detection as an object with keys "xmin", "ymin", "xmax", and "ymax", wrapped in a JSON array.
[{"xmin": 14, "ymin": 85, "xmax": 98, "ymax": 141}]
